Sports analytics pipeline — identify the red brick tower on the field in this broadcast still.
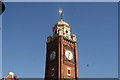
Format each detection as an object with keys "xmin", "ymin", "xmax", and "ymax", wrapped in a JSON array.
[{"xmin": 45, "ymin": 10, "xmax": 79, "ymax": 80}]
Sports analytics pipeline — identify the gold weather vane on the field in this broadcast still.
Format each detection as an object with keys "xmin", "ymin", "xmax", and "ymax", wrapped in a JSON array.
[{"xmin": 59, "ymin": 9, "xmax": 63, "ymax": 21}]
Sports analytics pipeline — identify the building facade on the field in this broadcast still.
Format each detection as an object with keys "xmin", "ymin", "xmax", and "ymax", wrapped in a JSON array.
[{"xmin": 0, "ymin": 72, "xmax": 18, "ymax": 80}]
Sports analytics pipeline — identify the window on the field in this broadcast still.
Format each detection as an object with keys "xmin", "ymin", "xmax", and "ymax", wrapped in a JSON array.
[
  {"xmin": 51, "ymin": 68, "xmax": 54, "ymax": 77},
  {"xmin": 68, "ymin": 69, "xmax": 70, "ymax": 74},
  {"xmin": 55, "ymin": 31, "xmax": 57, "ymax": 34},
  {"xmin": 66, "ymin": 30, "xmax": 68, "ymax": 33},
  {"xmin": 67, "ymin": 68, "xmax": 71, "ymax": 76}
]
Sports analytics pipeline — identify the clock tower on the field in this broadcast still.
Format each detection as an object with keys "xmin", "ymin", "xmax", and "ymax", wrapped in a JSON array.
[{"xmin": 45, "ymin": 10, "xmax": 79, "ymax": 80}]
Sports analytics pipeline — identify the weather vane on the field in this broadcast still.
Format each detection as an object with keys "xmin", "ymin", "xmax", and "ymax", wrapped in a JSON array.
[{"xmin": 59, "ymin": 9, "xmax": 63, "ymax": 21}]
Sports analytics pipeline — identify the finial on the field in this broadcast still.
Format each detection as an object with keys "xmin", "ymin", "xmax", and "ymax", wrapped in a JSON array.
[{"xmin": 59, "ymin": 9, "xmax": 63, "ymax": 21}]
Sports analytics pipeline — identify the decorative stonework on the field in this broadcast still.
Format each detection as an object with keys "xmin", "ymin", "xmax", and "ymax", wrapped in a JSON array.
[
  {"xmin": 53, "ymin": 21, "xmax": 71, "ymax": 39},
  {"xmin": 47, "ymin": 36, "xmax": 52, "ymax": 43},
  {"xmin": 47, "ymin": 20, "xmax": 77, "ymax": 43},
  {"xmin": 71, "ymin": 34, "xmax": 77, "ymax": 41}
]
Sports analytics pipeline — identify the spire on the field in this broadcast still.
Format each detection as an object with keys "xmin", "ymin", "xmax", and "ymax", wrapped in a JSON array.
[{"xmin": 59, "ymin": 9, "xmax": 63, "ymax": 21}]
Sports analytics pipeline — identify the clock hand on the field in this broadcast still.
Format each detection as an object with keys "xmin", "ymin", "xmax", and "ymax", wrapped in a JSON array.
[{"xmin": 68, "ymin": 53, "xmax": 70, "ymax": 58}]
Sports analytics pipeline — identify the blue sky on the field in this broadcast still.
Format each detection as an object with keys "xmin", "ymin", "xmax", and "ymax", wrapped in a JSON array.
[{"xmin": 1, "ymin": 2, "xmax": 118, "ymax": 78}]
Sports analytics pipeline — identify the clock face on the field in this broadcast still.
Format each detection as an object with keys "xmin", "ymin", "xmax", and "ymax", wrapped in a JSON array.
[
  {"xmin": 65, "ymin": 50, "xmax": 73, "ymax": 60},
  {"xmin": 50, "ymin": 51, "xmax": 56, "ymax": 60}
]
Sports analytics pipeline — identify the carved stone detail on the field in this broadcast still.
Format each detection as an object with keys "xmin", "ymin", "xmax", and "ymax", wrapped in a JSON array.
[{"xmin": 71, "ymin": 34, "xmax": 77, "ymax": 41}]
